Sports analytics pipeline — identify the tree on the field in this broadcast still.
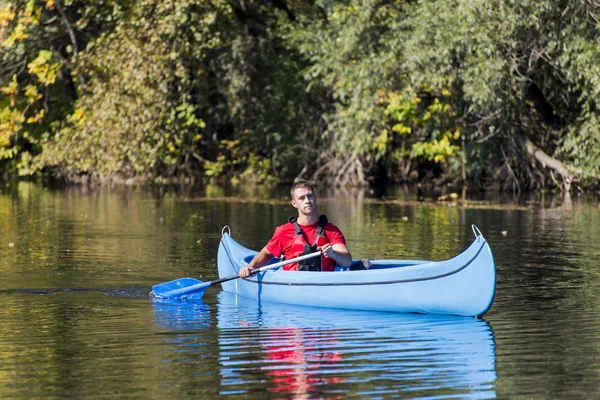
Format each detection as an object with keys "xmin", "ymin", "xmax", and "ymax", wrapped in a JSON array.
[
  {"xmin": 2, "ymin": 0, "xmax": 600, "ymax": 190},
  {"xmin": 402, "ymin": 0, "xmax": 600, "ymax": 190},
  {"xmin": 0, "ymin": 0, "xmax": 124, "ymax": 175},
  {"xmin": 285, "ymin": 0, "xmax": 460, "ymax": 185}
]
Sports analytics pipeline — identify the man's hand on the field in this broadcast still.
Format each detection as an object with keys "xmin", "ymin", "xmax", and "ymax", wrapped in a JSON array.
[
  {"xmin": 318, "ymin": 243, "xmax": 335, "ymax": 258},
  {"xmin": 318, "ymin": 243, "xmax": 352, "ymax": 267},
  {"xmin": 240, "ymin": 266, "xmax": 253, "ymax": 278}
]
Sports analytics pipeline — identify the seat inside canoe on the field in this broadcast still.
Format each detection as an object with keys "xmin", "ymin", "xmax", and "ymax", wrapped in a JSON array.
[{"xmin": 243, "ymin": 255, "xmax": 284, "ymax": 265}]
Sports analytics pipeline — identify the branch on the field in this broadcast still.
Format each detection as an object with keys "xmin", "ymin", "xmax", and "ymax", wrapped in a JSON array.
[
  {"xmin": 518, "ymin": 133, "xmax": 587, "ymax": 190},
  {"xmin": 190, "ymin": 151, "xmax": 206, "ymax": 163},
  {"xmin": 54, "ymin": 0, "xmax": 87, "ymax": 91},
  {"xmin": 521, "ymin": 134, "xmax": 574, "ymax": 173}
]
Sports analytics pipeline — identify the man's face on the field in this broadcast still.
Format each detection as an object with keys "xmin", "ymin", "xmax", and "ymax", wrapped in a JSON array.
[{"xmin": 291, "ymin": 187, "xmax": 316, "ymax": 214}]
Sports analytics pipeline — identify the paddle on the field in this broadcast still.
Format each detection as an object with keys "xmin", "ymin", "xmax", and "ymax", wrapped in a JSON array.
[{"xmin": 150, "ymin": 251, "xmax": 322, "ymax": 300}]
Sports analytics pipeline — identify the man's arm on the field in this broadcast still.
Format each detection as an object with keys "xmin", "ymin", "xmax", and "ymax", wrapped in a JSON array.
[
  {"xmin": 239, "ymin": 247, "xmax": 274, "ymax": 278},
  {"xmin": 319, "ymin": 243, "xmax": 352, "ymax": 267}
]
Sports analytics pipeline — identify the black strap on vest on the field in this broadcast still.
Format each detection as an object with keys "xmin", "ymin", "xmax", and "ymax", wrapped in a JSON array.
[
  {"xmin": 289, "ymin": 215, "xmax": 328, "ymax": 245},
  {"xmin": 289, "ymin": 215, "xmax": 328, "ymax": 271}
]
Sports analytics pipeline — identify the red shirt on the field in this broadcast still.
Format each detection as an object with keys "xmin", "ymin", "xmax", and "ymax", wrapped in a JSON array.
[{"xmin": 266, "ymin": 220, "xmax": 346, "ymax": 271}]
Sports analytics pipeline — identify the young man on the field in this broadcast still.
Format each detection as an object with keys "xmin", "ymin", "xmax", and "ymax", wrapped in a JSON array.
[{"xmin": 239, "ymin": 181, "xmax": 353, "ymax": 277}]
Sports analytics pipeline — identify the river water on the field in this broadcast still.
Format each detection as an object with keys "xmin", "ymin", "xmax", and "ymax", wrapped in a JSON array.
[{"xmin": 0, "ymin": 182, "xmax": 598, "ymax": 399}]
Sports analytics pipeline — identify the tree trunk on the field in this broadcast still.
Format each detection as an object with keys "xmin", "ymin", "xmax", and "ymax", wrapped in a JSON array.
[{"xmin": 519, "ymin": 133, "xmax": 580, "ymax": 191}]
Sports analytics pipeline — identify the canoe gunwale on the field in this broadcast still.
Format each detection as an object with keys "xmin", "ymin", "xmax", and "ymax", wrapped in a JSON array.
[{"xmin": 219, "ymin": 234, "xmax": 487, "ymax": 287}]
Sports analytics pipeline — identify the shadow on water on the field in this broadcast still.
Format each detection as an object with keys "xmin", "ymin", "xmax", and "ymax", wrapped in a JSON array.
[
  {"xmin": 0, "ymin": 287, "xmax": 151, "ymax": 297},
  {"xmin": 151, "ymin": 292, "xmax": 497, "ymax": 399}
]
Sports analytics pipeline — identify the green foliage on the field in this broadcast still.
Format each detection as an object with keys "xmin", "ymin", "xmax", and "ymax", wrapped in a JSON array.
[
  {"xmin": 558, "ymin": 110, "xmax": 600, "ymax": 180},
  {"xmin": 1, "ymin": 0, "xmax": 600, "ymax": 189},
  {"xmin": 34, "ymin": 0, "xmax": 212, "ymax": 180},
  {"xmin": 0, "ymin": 0, "xmax": 124, "ymax": 170},
  {"xmin": 402, "ymin": 0, "xmax": 600, "ymax": 188},
  {"xmin": 282, "ymin": 0, "xmax": 463, "ymax": 184}
]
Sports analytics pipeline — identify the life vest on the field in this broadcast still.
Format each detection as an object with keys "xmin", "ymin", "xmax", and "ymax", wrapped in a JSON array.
[{"xmin": 289, "ymin": 215, "xmax": 335, "ymax": 272}]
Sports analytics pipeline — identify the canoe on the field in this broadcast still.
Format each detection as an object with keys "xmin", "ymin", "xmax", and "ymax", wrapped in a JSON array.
[{"xmin": 217, "ymin": 225, "xmax": 496, "ymax": 317}]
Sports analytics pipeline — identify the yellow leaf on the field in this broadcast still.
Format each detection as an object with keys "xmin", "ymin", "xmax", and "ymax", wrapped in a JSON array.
[
  {"xmin": 26, "ymin": 108, "xmax": 45, "ymax": 123},
  {"xmin": 2, "ymin": 23, "xmax": 29, "ymax": 47},
  {"xmin": 1, "ymin": 74, "xmax": 19, "ymax": 96},
  {"xmin": 0, "ymin": 6, "xmax": 16, "ymax": 28},
  {"xmin": 24, "ymin": 85, "xmax": 42, "ymax": 103},
  {"xmin": 27, "ymin": 50, "xmax": 59, "ymax": 85}
]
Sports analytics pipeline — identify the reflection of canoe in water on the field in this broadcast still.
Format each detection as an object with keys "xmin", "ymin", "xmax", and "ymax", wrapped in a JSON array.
[
  {"xmin": 216, "ymin": 291, "xmax": 497, "ymax": 398},
  {"xmin": 218, "ymin": 226, "xmax": 496, "ymax": 316},
  {"xmin": 149, "ymin": 293, "xmax": 497, "ymax": 398}
]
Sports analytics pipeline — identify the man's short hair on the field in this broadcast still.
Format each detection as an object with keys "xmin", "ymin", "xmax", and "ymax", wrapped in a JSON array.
[{"xmin": 290, "ymin": 180, "xmax": 315, "ymax": 198}]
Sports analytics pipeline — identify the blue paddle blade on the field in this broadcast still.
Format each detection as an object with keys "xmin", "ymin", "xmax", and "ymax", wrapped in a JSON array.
[{"xmin": 151, "ymin": 277, "xmax": 202, "ymax": 297}]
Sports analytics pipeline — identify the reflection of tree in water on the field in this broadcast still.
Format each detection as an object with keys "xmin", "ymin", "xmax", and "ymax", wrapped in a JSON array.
[
  {"xmin": 492, "ymin": 192, "xmax": 600, "ymax": 398},
  {"xmin": 260, "ymin": 328, "xmax": 344, "ymax": 399}
]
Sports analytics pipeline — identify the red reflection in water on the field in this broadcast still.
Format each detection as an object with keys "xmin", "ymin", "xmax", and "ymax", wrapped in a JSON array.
[{"xmin": 261, "ymin": 328, "xmax": 344, "ymax": 399}]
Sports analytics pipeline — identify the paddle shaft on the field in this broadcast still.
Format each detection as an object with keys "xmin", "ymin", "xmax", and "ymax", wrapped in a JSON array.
[
  {"xmin": 215, "ymin": 251, "xmax": 322, "ymax": 285},
  {"xmin": 158, "ymin": 251, "xmax": 321, "ymax": 298}
]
